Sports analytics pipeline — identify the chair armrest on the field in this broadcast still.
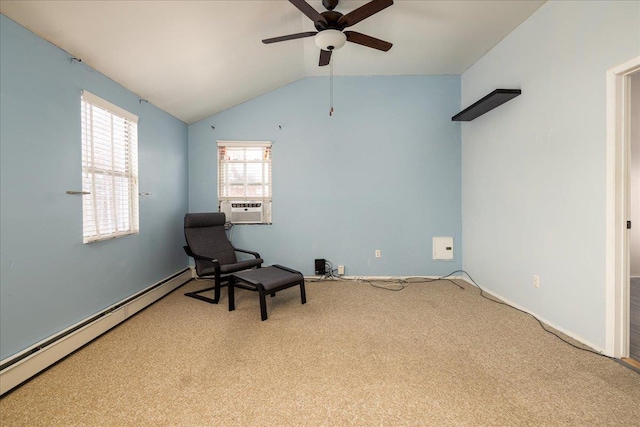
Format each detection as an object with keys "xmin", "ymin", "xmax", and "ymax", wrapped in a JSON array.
[
  {"xmin": 233, "ymin": 248, "xmax": 261, "ymax": 259},
  {"xmin": 183, "ymin": 245, "xmax": 221, "ymax": 267}
]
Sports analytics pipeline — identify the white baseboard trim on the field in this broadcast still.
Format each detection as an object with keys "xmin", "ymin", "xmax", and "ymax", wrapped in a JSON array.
[
  {"xmin": 457, "ymin": 278, "xmax": 605, "ymax": 354},
  {"xmin": 304, "ymin": 275, "xmax": 464, "ymax": 281},
  {"xmin": 0, "ymin": 268, "xmax": 192, "ymax": 396}
]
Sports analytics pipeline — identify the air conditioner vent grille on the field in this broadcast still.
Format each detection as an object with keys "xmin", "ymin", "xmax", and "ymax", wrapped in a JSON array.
[
  {"xmin": 232, "ymin": 202, "xmax": 261, "ymax": 208},
  {"xmin": 220, "ymin": 200, "xmax": 269, "ymax": 224}
]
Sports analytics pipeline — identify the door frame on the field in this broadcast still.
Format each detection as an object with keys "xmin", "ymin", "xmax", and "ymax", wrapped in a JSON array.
[{"xmin": 605, "ymin": 56, "xmax": 640, "ymax": 358}]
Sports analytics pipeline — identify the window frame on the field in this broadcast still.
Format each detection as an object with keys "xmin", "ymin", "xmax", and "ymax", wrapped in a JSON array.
[
  {"xmin": 217, "ymin": 140, "xmax": 272, "ymax": 224},
  {"xmin": 80, "ymin": 90, "xmax": 139, "ymax": 243}
]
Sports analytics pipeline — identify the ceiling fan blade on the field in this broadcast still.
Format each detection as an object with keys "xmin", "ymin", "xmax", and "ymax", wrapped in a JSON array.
[
  {"xmin": 338, "ymin": 0, "xmax": 393, "ymax": 28},
  {"xmin": 319, "ymin": 49, "xmax": 332, "ymax": 66},
  {"xmin": 345, "ymin": 31, "xmax": 392, "ymax": 51},
  {"xmin": 262, "ymin": 31, "xmax": 317, "ymax": 44},
  {"xmin": 289, "ymin": 0, "xmax": 328, "ymax": 26}
]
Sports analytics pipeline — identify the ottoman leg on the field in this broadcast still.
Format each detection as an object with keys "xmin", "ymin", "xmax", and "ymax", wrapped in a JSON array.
[
  {"xmin": 300, "ymin": 280, "xmax": 307, "ymax": 304},
  {"xmin": 259, "ymin": 291, "xmax": 268, "ymax": 321}
]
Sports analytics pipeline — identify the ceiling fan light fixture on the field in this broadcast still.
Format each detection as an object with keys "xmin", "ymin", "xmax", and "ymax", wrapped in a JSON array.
[{"xmin": 315, "ymin": 29, "xmax": 347, "ymax": 51}]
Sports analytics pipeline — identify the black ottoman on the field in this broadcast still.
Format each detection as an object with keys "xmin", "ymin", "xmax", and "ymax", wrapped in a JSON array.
[{"xmin": 229, "ymin": 265, "xmax": 306, "ymax": 321}]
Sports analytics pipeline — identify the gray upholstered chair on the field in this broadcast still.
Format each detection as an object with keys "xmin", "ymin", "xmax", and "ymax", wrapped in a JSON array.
[{"xmin": 183, "ymin": 212, "xmax": 263, "ymax": 304}]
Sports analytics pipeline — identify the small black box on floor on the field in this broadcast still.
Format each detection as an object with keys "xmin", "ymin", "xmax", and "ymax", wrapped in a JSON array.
[{"xmin": 315, "ymin": 259, "xmax": 326, "ymax": 275}]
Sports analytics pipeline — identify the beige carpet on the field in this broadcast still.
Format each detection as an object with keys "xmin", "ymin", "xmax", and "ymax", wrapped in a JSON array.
[{"xmin": 1, "ymin": 278, "xmax": 639, "ymax": 426}]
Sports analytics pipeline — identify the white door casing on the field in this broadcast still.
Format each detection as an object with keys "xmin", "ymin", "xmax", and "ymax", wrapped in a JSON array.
[{"xmin": 605, "ymin": 56, "xmax": 640, "ymax": 358}]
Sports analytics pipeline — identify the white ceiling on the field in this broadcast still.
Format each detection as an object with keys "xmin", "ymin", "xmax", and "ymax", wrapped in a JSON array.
[{"xmin": 0, "ymin": 0, "xmax": 545, "ymax": 124}]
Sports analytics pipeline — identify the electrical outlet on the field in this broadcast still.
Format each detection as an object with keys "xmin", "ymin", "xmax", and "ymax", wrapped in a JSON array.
[
  {"xmin": 338, "ymin": 265, "xmax": 345, "ymax": 275},
  {"xmin": 533, "ymin": 274, "xmax": 540, "ymax": 288},
  {"xmin": 375, "ymin": 250, "xmax": 381, "ymax": 258}
]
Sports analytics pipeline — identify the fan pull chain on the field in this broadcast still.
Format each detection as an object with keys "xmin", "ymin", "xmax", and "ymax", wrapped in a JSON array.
[{"xmin": 329, "ymin": 56, "xmax": 334, "ymax": 116}]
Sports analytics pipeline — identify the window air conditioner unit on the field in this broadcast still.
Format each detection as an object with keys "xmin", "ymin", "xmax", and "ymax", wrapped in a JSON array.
[{"xmin": 221, "ymin": 201, "xmax": 263, "ymax": 224}]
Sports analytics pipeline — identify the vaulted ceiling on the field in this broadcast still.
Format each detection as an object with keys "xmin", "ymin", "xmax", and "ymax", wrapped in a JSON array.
[{"xmin": 0, "ymin": 1, "xmax": 545, "ymax": 124}]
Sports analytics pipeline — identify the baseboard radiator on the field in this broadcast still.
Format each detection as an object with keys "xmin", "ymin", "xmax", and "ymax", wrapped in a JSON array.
[{"xmin": 0, "ymin": 268, "xmax": 192, "ymax": 396}]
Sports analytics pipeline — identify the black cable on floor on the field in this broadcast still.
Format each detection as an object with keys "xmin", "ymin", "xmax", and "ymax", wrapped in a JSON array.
[
  {"xmin": 444, "ymin": 270, "xmax": 614, "ymax": 360},
  {"xmin": 361, "ymin": 275, "xmax": 465, "ymax": 291},
  {"xmin": 362, "ymin": 278, "xmax": 407, "ymax": 291},
  {"xmin": 323, "ymin": 268, "xmax": 614, "ymax": 360}
]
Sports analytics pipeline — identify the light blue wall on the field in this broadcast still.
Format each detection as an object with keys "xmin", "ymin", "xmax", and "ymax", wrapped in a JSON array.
[
  {"xmin": 461, "ymin": 1, "xmax": 640, "ymax": 349},
  {"xmin": 189, "ymin": 75, "xmax": 462, "ymax": 276},
  {"xmin": 0, "ymin": 15, "xmax": 189, "ymax": 360}
]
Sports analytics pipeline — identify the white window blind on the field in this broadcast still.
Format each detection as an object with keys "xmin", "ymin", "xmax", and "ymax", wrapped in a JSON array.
[
  {"xmin": 81, "ymin": 91, "xmax": 139, "ymax": 243},
  {"xmin": 218, "ymin": 141, "xmax": 272, "ymax": 224}
]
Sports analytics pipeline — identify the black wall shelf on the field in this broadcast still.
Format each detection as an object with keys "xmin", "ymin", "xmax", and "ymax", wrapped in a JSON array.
[{"xmin": 452, "ymin": 89, "xmax": 521, "ymax": 122}]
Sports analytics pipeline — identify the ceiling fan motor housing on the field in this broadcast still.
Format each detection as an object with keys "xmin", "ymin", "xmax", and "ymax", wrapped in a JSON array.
[{"xmin": 314, "ymin": 11, "xmax": 347, "ymax": 31}]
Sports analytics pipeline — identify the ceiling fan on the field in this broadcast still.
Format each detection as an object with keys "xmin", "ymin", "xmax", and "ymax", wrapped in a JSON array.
[{"xmin": 262, "ymin": 0, "xmax": 394, "ymax": 66}]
